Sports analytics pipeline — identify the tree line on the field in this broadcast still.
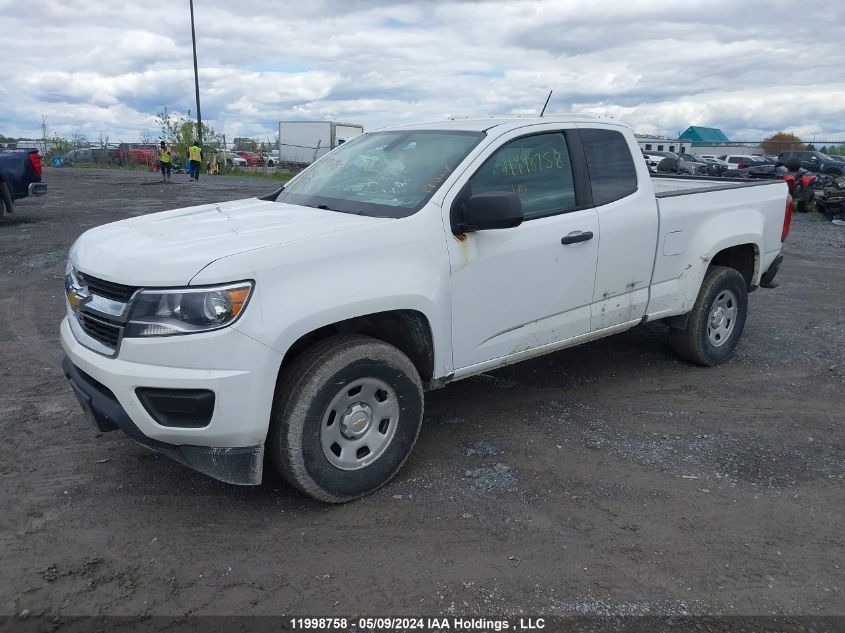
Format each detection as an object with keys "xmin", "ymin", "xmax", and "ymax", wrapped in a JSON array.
[{"xmin": 761, "ymin": 132, "xmax": 844, "ymax": 156}]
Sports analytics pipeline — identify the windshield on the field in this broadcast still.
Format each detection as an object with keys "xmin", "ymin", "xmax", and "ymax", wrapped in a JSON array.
[{"xmin": 276, "ymin": 130, "xmax": 485, "ymax": 218}]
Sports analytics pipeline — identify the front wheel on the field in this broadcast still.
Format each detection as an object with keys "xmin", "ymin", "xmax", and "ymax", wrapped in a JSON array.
[
  {"xmin": 669, "ymin": 266, "xmax": 749, "ymax": 366},
  {"xmin": 269, "ymin": 335, "xmax": 424, "ymax": 503}
]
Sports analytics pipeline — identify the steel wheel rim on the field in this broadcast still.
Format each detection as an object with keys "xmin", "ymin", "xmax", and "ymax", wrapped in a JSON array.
[
  {"xmin": 320, "ymin": 377, "xmax": 400, "ymax": 471},
  {"xmin": 707, "ymin": 289, "xmax": 738, "ymax": 347}
]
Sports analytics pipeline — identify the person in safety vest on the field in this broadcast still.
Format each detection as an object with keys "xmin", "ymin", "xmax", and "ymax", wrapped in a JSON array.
[
  {"xmin": 158, "ymin": 141, "xmax": 172, "ymax": 181},
  {"xmin": 188, "ymin": 140, "xmax": 203, "ymax": 181}
]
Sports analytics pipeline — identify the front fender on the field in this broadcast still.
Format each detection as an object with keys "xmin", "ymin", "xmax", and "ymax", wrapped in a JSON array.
[{"xmin": 192, "ymin": 205, "xmax": 453, "ymax": 379}]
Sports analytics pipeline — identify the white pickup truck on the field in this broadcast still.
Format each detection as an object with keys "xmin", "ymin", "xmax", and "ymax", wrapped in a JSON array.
[{"xmin": 61, "ymin": 116, "xmax": 791, "ymax": 502}]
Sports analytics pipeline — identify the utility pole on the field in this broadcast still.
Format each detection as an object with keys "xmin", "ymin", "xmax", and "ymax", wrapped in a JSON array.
[{"xmin": 189, "ymin": 0, "xmax": 203, "ymax": 146}]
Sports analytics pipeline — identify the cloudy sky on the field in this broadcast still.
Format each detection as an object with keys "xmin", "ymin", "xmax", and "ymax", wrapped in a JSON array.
[{"xmin": 2, "ymin": 0, "xmax": 844, "ymax": 144}]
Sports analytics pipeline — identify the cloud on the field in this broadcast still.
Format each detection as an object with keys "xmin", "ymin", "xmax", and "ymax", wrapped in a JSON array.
[{"xmin": 1, "ymin": 0, "xmax": 843, "ymax": 144}]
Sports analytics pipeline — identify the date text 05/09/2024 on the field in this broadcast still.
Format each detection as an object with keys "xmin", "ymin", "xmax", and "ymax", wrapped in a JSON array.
[{"xmin": 289, "ymin": 617, "xmax": 547, "ymax": 631}]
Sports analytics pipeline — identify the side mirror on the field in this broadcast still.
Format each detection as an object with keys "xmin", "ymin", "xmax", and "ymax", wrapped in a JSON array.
[{"xmin": 454, "ymin": 191, "xmax": 524, "ymax": 233}]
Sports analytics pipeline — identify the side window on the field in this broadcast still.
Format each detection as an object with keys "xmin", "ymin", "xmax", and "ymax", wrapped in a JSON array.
[
  {"xmin": 580, "ymin": 129, "xmax": 638, "ymax": 205},
  {"xmin": 468, "ymin": 132, "xmax": 576, "ymax": 219}
]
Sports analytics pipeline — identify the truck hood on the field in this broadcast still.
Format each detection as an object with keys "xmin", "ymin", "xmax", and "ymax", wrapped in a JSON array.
[{"xmin": 70, "ymin": 198, "xmax": 386, "ymax": 286}]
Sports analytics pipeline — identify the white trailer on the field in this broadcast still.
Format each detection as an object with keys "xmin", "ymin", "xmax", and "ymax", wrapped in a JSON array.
[{"xmin": 277, "ymin": 121, "xmax": 364, "ymax": 164}]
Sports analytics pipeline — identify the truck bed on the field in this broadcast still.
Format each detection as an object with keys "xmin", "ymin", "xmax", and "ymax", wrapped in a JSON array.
[
  {"xmin": 645, "ymin": 174, "xmax": 789, "ymax": 321},
  {"xmin": 652, "ymin": 174, "xmax": 782, "ymax": 198}
]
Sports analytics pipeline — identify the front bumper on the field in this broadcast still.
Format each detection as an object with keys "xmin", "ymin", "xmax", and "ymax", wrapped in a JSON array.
[
  {"xmin": 60, "ymin": 315, "xmax": 283, "ymax": 484},
  {"xmin": 63, "ymin": 357, "xmax": 263, "ymax": 485}
]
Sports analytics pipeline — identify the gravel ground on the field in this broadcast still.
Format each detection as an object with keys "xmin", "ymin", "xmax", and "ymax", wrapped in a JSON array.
[{"xmin": 0, "ymin": 168, "xmax": 843, "ymax": 619}]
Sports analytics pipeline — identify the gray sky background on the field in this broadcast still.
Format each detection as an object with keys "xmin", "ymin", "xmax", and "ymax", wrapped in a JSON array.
[{"xmin": 2, "ymin": 0, "xmax": 844, "ymax": 144}]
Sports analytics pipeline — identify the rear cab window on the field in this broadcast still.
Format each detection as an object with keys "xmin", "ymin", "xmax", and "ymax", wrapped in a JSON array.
[{"xmin": 579, "ymin": 128, "xmax": 638, "ymax": 205}]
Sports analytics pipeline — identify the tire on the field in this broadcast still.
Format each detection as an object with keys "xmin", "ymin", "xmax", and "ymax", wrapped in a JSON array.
[
  {"xmin": 669, "ymin": 266, "xmax": 748, "ymax": 366},
  {"xmin": 0, "ymin": 180, "xmax": 12, "ymax": 221},
  {"xmin": 269, "ymin": 335, "xmax": 424, "ymax": 503}
]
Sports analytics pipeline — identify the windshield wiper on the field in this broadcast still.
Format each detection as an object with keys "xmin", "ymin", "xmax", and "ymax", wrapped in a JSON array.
[{"xmin": 313, "ymin": 203, "xmax": 367, "ymax": 216}]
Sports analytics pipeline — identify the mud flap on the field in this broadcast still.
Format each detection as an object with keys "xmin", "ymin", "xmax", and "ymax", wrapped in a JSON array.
[{"xmin": 760, "ymin": 255, "xmax": 783, "ymax": 289}]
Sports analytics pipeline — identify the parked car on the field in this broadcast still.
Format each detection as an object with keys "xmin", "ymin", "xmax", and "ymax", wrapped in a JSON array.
[
  {"xmin": 62, "ymin": 148, "xmax": 97, "ymax": 165},
  {"xmin": 719, "ymin": 155, "xmax": 766, "ymax": 171},
  {"xmin": 62, "ymin": 116, "xmax": 791, "ymax": 501},
  {"xmin": 696, "ymin": 154, "xmax": 729, "ymax": 168},
  {"xmin": 679, "ymin": 153, "xmax": 727, "ymax": 175},
  {"xmin": 649, "ymin": 150, "xmax": 679, "ymax": 160},
  {"xmin": 658, "ymin": 153, "xmax": 716, "ymax": 176},
  {"xmin": 215, "ymin": 150, "xmax": 247, "ymax": 168},
  {"xmin": 777, "ymin": 150, "xmax": 844, "ymax": 176},
  {"xmin": 829, "ymin": 155, "xmax": 845, "ymax": 163},
  {"xmin": 735, "ymin": 164, "xmax": 783, "ymax": 179},
  {"xmin": 0, "ymin": 148, "xmax": 46, "ymax": 220},
  {"xmin": 642, "ymin": 153, "xmax": 667, "ymax": 171},
  {"xmin": 263, "ymin": 150, "xmax": 284, "ymax": 167},
  {"xmin": 235, "ymin": 151, "xmax": 265, "ymax": 166}
]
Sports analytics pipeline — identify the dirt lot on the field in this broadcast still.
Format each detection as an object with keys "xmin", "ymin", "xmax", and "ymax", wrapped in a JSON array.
[{"xmin": 1, "ymin": 168, "xmax": 843, "ymax": 619}]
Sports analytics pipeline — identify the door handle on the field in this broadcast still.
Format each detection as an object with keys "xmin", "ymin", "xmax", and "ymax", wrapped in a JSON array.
[{"xmin": 561, "ymin": 231, "xmax": 594, "ymax": 245}]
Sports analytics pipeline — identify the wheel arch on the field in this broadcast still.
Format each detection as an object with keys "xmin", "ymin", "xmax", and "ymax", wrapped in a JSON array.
[
  {"xmin": 276, "ymin": 309, "xmax": 437, "ymax": 391},
  {"xmin": 710, "ymin": 242, "xmax": 759, "ymax": 290},
  {"xmin": 665, "ymin": 242, "xmax": 759, "ymax": 330}
]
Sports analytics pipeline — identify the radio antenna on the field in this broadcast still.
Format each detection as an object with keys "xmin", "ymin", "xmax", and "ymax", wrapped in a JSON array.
[{"xmin": 540, "ymin": 90, "xmax": 553, "ymax": 117}]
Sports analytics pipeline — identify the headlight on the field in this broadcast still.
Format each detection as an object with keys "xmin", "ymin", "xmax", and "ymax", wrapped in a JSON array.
[
  {"xmin": 64, "ymin": 262, "xmax": 82, "ymax": 310},
  {"xmin": 124, "ymin": 281, "xmax": 253, "ymax": 337}
]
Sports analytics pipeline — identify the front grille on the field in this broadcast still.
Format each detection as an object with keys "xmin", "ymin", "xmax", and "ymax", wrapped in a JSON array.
[
  {"xmin": 78, "ymin": 272, "xmax": 137, "ymax": 302},
  {"xmin": 77, "ymin": 311, "xmax": 122, "ymax": 348}
]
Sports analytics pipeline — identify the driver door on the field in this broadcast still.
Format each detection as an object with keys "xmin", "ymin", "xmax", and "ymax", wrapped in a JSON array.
[{"xmin": 443, "ymin": 128, "xmax": 600, "ymax": 372}]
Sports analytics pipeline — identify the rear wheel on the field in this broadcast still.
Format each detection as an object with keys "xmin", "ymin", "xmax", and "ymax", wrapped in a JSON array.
[
  {"xmin": 0, "ymin": 181, "xmax": 12, "ymax": 221},
  {"xmin": 669, "ymin": 266, "xmax": 748, "ymax": 366},
  {"xmin": 269, "ymin": 335, "xmax": 424, "ymax": 503}
]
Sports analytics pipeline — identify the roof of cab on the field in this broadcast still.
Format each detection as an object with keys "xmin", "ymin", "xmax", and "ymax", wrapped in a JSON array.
[{"xmin": 377, "ymin": 115, "xmax": 627, "ymax": 134}]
